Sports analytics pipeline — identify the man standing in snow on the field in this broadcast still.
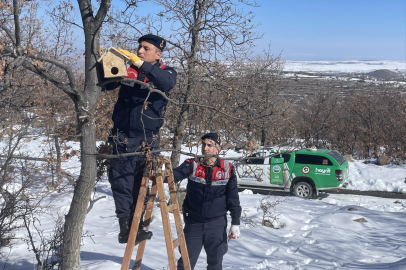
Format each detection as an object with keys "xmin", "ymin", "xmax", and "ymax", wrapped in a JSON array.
[
  {"xmin": 171, "ymin": 133, "xmax": 242, "ymax": 270},
  {"xmin": 102, "ymin": 34, "xmax": 177, "ymax": 243}
]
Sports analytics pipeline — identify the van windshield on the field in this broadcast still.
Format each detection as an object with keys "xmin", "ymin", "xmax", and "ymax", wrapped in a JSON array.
[{"xmin": 327, "ymin": 151, "xmax": 346, "ymax": 165}]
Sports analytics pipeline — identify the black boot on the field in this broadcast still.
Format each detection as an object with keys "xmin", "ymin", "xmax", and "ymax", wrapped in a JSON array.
[
  {"xmin": 136, "ymin": 227, "xmax": 153, "ymax": 242},
  {"xmin": 118, "ymin": 216, "xmax": 153, "ymax": 243},
  {"xmin": 118, "ymin": 217, "xmax": 130, "ymax": 244},
  {"xmin": 136, "ymin": 216, "xmax": 153, "ymax": 242}
]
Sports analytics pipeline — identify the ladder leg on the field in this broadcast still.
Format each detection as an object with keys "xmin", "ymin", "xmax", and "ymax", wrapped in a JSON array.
[
  {"xmin": 133, "ymin": 177, "xmax": 158, "ymax": 270},
  {"xmin": 166, "ymin": 160, "xmax": 191, "ymax": 270},
  {"xmin": 121, "ymin": 161, "xmax": 151, "ymax": 270},
  {"xmin": 155, "ymin": 162, "xmax": 177, "ymax": 270}
]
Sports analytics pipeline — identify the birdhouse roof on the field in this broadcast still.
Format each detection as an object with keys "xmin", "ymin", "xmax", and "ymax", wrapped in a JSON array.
[{"xmin": 97, "ymin": 46, "xmax": 130, "ymax": 63}]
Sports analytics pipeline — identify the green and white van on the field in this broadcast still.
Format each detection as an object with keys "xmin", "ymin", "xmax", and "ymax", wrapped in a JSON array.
[{"xmin": 236, "ymin": 148, "xmax": 349, "ymax": 198}]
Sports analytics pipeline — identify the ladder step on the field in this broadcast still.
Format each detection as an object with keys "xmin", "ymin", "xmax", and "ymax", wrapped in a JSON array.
[
  {"xmin": 167, "ymin": 203, "xmax": 178, "ymax": 213},
  {"xmin": 143, "ymin": 202, "xmax": 154, "ymax": 211},
  {"xmin": 172, "ymin": 236, "xmax": 184, "ymax": 249}
]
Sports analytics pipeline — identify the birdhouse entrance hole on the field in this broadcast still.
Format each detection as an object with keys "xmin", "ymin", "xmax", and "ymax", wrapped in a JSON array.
[{"xmin": 111, "ymin": 67, "xmax": 119, "ymax": 75}]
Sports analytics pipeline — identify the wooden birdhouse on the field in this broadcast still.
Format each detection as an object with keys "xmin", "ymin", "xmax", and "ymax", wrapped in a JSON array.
[{"xmin": 97, "ymin": 47, "xmax": 130, "ymax": 78}]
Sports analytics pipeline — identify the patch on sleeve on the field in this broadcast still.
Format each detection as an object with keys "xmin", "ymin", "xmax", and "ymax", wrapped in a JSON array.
[{"xmin": 121, "ymin": 79, "xmax": 135, "ymax": 87}]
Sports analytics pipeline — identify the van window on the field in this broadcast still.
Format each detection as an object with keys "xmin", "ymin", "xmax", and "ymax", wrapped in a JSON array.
[
  {"xmin": 327, "ymin": 151, "xmax": 346, "ymax": 165},
  {"xmin": 295, "ymin": 154, "xmax": 333, "ymax": 166},
  {"xmin": 246, "ymin": 152, "xmax": 266, "ymax": 164},
  {"xmin": 281, "ymin": 153, "xmax": 291, "ymax": 163}
]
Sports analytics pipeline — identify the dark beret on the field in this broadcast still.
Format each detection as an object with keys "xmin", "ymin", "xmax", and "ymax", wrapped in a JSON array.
[
  {"xmin": 138, "ymin": 34, "xmax": 166, "ymax": 51},
  {"xmin": 201, "ymin": 133, "xmax": 221, "ymax": 145}
]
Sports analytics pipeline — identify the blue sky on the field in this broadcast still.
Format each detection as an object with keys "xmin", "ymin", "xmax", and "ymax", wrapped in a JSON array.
[
  {"xmin": 248, "ymin": 0, "xmax": 406, "ymax": 60},
  {"xmin": 71, "ymin": 0, "xmax": 405, "ymax": 61}
]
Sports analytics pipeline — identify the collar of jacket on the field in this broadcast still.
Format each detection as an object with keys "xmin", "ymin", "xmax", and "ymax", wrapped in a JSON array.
[{"xmin": 197, "ymin": 157, "xmax": 221, "ymax": 167}]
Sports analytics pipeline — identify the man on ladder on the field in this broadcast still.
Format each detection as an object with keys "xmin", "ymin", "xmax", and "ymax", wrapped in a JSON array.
[
  {"xmin": 102, "ymin": 34, "xmax": 177, "ymax": 244},
  {"xmin": 170, "ymin": 133, "xmax": 242, "ymax": 270}
]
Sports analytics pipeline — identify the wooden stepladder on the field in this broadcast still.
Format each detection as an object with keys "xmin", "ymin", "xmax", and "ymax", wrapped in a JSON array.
[{"xmin": 121, "ymin": 156, "xmax": 191, "ymax": 270}]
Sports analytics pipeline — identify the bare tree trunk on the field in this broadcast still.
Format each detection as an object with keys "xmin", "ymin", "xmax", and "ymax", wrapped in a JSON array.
[
  {"xmin": 54, "ymin": 136, "xmax": 61, "ymax": 175},
  {"xmin": 170, "ymin": 0, "xmax": 200, "ymax": 167},
  {"xmin": 171, "ymin": 62, "xmax": 195, "ymax": 167},
  {"xmin": 60, "ymin": 7, "xmax": 104, "ymax": 267},
  {"xmin": 261, "ymin": 128, "xmax": 266, "ymax": 147},
  {"xmin": 61, "ymin": 116, "xmax": 97, "ymax": 269},
  {"xmin": 171, "ymin": 105, "xmax": 189, "ymax": 167}
]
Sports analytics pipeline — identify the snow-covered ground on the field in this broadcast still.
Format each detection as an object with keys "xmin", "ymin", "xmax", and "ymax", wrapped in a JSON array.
[
  {"xmin": 1, "ymin": 137, "xmax": 406, "ymax": 270},
  {"xmin": 2, "ymin": 58, "xmax": 406, "ymax": 269}
]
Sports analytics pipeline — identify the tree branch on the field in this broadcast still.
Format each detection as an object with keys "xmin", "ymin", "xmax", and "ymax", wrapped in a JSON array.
[
  {"xmin": 26, "ymin": 55, "xmax": 77, "ymax": 92},
  {"xmin": 95, "ymin": 0, "xmax": 112, "ymax": 26},
  {"xmin": 0, "ymin": 25, "xmax": 16, "ymax": 46},
  {"xmin": 21, "ymin": 61, "xmax": 77, "ymax": 96},
  {"xmin": 12, "ymin": 0, "xmax": 21, "ymax": 52},
  {"xmin": 0, "ymin": 155, "xmax": 47, "ymax": 161},
  {"xmin": 2, "ymin": 45, "xmax": 78, "ymax": 95},
  {"xmin": 49, "ymin": 13, "xmax": 84, "ymax": 30},
  {"xmin": 99, "ymin": 78, "xmax": 256, "ymax": 123},
  {"xmin": 87, "ymin": 196, "xmax": 106, "ymax": 213},
  {"xmin": 96, "ymin": 148, "xmax": 288, "ymax": 161}
]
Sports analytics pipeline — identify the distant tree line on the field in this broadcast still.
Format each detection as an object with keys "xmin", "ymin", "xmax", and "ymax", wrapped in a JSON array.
[{"xmin": 294, "ymin": 89, "xmax": 406, "ymax": 161}]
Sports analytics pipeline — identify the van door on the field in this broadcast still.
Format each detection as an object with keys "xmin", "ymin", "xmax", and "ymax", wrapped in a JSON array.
[
  {"xmin": 270, "ymin": 156, "xmax": 284, "ymax": 185},
  {"xmin": 281, "ymin": 153, "xmax": 294, "ymax": 177},
  {"xmin": 294, "ymin": 153, "xmax": 335, "ymax": 188},
  {"xmin": 236, "ymin": 152, "xmax": 270, "ymax": 186}
]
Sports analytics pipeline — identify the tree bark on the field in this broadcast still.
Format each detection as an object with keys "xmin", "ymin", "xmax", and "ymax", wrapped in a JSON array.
[
  {"xmin": 61, "ymin": 115, "xmax": 97, "ymax": 269},
  {"xmin": 170, "ymin": 0, "xmax": 201, "ymax": 167},
  {"xmin": 60, "ymin": 3, "xmax": 105, "ymax": 267},
  {"xmin": 171, "ymin": 64, "xmax": 196, "ymax": 167},
  {"xmin": 171, "ymin": 104, "xmax": 190, "ymax": 167},
  {"xmin": 261, "ymin": 128, "xmax": 266, "ymax": 147},
  {"xmin": 54, "ymin": 136, "xmax": 61, "ymax": 175}
]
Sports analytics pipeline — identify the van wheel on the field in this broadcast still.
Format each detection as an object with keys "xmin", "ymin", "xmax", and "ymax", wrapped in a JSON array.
[{"xmin": 293, "ymin": 182, "xmax": 313, "ymax": 199}]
